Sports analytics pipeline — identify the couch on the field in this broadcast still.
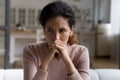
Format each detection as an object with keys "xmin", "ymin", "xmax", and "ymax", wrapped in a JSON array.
[{"xmin": 0, "ymin": 69, "xmax": 120, "ymax": 80}]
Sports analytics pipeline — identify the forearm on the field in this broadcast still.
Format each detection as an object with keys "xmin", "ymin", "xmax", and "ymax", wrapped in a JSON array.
[
  {"xmin": 40, "ymin": 48, "xmax": 56, "ymax": 71},
  {"xmin": 63, "ymin": 57, "xmax": 76, "ymax": 75},
  {"xmin": 63, "ymin": 57, "xmax": 84, "ymax": 80}
]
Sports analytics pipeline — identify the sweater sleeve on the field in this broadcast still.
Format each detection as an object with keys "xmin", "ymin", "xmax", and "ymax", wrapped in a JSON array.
[
  {"xmin": 67, "ymin": 46, "xmax": 90, "ymax": 80},
  {"xmin": 23, "ymin": 45, "xmax": 48, "ymax": 80}
]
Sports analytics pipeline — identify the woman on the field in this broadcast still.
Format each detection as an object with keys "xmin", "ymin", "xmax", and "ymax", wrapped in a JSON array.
[{"xmin": 23, "ymin": 1, "xmax": 90, "ymax": 80}]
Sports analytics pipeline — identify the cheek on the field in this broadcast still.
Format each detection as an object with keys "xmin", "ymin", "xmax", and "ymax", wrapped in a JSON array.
[
  {"xmin": 60, "ymin": 34, "xmax": 70, "ymax": 42},
  {"xmin": 44, "ymin": 33, "xmax": 52, "ymax": 43}
]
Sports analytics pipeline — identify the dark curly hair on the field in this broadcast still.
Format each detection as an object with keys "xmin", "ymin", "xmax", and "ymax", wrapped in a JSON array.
[{"xmin": 38, "ymin": 1, "xmax": 79, "ymax": 45}]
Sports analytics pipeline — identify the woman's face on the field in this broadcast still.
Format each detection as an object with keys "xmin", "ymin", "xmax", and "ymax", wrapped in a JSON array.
[{"xmin": 44, "ymin": 16, "xmax": 73, "ymax": 47}]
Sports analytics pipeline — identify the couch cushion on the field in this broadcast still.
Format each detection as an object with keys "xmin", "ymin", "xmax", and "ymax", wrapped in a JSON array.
[
  {"xmin": 1, "ymin": 69, "xmax": 120, "ymax": 80},
  {"xmin": 3, "ymin": 69, "xmax": 23, "ymax": 80},
  {"xmin": 0, "ymin": 69, "xmax": 4, "ymax": 80},
  {"xmin": 96, "ymin": 69, "xmax": 120, "ymax": 80},
  {"xmin": 90, "ymin": 69, "xmax": 99, "ymax": 80}
]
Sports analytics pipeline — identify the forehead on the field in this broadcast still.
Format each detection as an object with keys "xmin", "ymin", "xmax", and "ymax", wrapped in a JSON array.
[{"xmin": 45, "ymin": 16, "xmax": 70, "ymax": 29}]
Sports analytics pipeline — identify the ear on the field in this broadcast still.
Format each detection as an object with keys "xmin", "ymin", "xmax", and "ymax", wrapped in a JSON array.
[
  {"xmin": 70, "ymin": 25, "xmax": 74, "ymax": 36},
  {"xmin": 70, "ymin": 30, "xmax": 73, "ymax": 36}
]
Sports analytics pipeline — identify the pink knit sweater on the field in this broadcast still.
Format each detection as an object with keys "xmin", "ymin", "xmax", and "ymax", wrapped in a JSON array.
[{"xmin": 23, "ymin": 42, "xmax": 90, "ymax": 80}]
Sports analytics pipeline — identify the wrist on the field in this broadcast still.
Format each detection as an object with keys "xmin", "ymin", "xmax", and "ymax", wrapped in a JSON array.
[
  {"xmin": 40, "ymin": 62, "xmax": 49, "ymax": 71},
  {"xmin": 62, "ymin": 55, "xmax": 71, "ymax": 64}
]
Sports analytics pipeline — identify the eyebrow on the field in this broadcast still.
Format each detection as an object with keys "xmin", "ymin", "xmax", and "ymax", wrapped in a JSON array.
[
  {"xmin": 46, "ymin": 26, "xmax": 67, "ymax": 30},
  {"xmin": 46, "ymin": 27, "xmax": 53, "ymax": 29},
  {"xmin": 60, "ymin": 27, "xmax": 67, "ymax": 29}
]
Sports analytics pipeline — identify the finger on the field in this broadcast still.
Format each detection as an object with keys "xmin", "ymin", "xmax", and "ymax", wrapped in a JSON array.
[
  {"xmin": 51, "ymin": 43, "xmax": 57, "ymax": 48},
  {"xmin": 55, "ymin": 43, "xmax": 66, "ymax": 50},
  {"xmin": 55, "ymin": 44, "xmax": 64, "ymax": 54},
  {"xmin": 55, "ymin": 40, "xmax": 66, "ymax": 44},
  {"xmin": 55, "ymin": 42, "xmax": 65, "ymax": 47},
  {"xmin": 55, "ymin": 41, "xmax": 66, "ymax": 46},
  {"xmin": 48, "ymin": 43, "xmax": 56, "ymax": 49}
]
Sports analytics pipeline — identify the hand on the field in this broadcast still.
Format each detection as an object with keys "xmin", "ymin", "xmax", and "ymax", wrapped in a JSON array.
[
  {"xmin": 54, "ymin": 40, "xmax": 76, "ymax": 74},
  {"xmin": 54, "ymin": 40, "xmax": 70, "ymax": 62},
  {"xmin": 49, "ymin": 43, "xmax": 61, "ymax": 60}
]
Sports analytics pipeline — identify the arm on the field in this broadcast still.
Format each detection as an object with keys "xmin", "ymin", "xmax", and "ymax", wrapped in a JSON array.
[
  {"xmin": 54, "ymin": 40, "xmax": 90, "ymax": 80},
  {"xmin": 66, "ymin": 47, "xmax": 90, "ymax": 80},
  {"xmin": 23, "ymin": 45, "xmax": 48, "ymax": 80}
]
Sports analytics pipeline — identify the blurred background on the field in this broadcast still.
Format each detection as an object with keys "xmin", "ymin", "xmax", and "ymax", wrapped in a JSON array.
[{"xmin": 0, "ymin": 0, "xmax": 120, "ymax": 69}]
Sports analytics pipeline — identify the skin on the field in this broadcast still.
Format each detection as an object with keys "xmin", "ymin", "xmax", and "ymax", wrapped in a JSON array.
[{"xmin": 40, "ymin": 16, "xmax": 76, "ymax": 75}]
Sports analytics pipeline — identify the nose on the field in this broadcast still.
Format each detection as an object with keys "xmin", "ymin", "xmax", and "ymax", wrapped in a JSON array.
[{"xmin": 54, "ymin": 32, "xmax": 60, "ymax": 41}]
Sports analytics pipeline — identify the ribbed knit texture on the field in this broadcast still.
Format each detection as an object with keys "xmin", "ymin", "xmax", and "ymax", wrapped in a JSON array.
[{"xmin": 23, "ymin": 42, "xmax": 90, "ymax": 80}]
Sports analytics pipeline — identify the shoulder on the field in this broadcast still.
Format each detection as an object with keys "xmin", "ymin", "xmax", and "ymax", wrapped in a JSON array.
[
  {"xmin": 23, "ymin": 42, "xmax": 48, "ymax": 58},
  {"xmin": 70, "ymin": 44, "xmax": 89, "ymax": 65},
  {"xmin": 71, "ymin": 44, "xmax": 88, "ymax": 53},
  {"xmin": 24, "ymin": 42, "xmax": 47, "ymax": 52},
  {"xmin": 70, "ymin": 44, "xmax": 89, "ymax": 60},
  {"xmin": 23, "ymin": 42, "xmax": 47, "ymax": 64}
]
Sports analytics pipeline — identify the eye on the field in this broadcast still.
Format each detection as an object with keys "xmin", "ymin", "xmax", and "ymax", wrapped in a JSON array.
[
  {"xmin": 59, "ymin": 28, "xmax": 67, "ymax": 33},
  {"xmin": 47, "ymin": 28, "xmax": 53, "ymax": 33}
]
